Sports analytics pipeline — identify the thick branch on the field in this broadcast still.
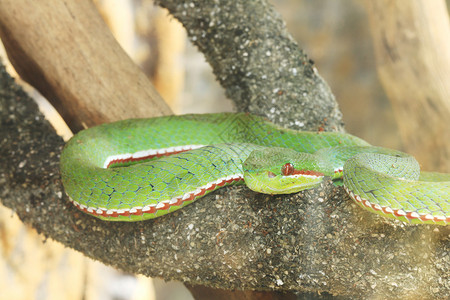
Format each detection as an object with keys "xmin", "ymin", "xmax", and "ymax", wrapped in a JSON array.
[
  {"xmin": 0, "ymin": 0, "xmax": 449, "ymax": 298},
  {"xmin": 1, "ymin": 63, "xmax": 448, "ymax": 298},
  {"xmin": 156, "ymin": 0, "xmax": 343, "ymax": 131},
  {"xmin": 366, "ymin": 0, "xmax": 450, "ymax": 171},
  {"xmin": 0, "ymin": 0, "xmax": 171, "ymax": 132}
]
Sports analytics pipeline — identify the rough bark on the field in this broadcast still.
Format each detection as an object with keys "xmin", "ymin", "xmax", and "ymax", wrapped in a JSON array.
[
  {"xmin": 155, "ymin": 0, "xmax": 344, "ymax": 132},
  {"xmin": 0, "ymin": 0, "xmax": 448, "ymax": 299}
]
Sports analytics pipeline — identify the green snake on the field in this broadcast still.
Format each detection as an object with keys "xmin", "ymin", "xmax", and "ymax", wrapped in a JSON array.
[{"xmin": 60, "ymin": 113, "xmax": 449, "ymax": 225}]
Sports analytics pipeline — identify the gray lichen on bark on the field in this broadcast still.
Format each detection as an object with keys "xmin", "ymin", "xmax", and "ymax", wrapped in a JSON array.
[
  {"xmin": 1, "ymin": 56, "xmax": 448, "ymax": 300},
  {"xmin": 156, "ymin": 0, "xmax": 342, "ymax": 131},
  {"xmin": 0, "ymin": 0, "xmax": 449, "ymax": 297}
]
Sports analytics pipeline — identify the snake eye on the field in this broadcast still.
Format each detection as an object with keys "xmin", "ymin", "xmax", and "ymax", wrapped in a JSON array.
[{"xmin": 281, "ymin": 163, "xmax": 294, "ymax": 176}]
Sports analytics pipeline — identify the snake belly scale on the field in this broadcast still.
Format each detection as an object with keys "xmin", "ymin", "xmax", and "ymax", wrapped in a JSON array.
[{"xmin": 60, "ymin": 113, "xmax": 449, "ymax": 225}]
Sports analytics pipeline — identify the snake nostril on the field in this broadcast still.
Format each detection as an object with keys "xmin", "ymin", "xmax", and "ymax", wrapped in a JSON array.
[{"xmin": 267, "ymin": 171, "xmax": 276, "ymax": 178}]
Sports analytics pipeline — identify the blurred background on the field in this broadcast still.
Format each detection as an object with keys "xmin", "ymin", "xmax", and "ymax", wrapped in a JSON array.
[{"xmin": 0, "ymin": 0, "xmax": 446, "ymax": 299}]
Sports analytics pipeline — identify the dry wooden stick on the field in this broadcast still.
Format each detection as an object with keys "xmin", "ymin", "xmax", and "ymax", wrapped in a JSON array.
[{"xmin": 0, "ymin": 0, "xmax": 171, "ymax": 132}]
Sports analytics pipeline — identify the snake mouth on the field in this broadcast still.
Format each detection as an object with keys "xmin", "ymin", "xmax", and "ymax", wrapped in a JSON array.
[{"xmin": 244, "ymin": 170, "xmax": 324, "ymax": 195}]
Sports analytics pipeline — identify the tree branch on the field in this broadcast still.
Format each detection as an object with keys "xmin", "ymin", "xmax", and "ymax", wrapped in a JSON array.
[
  {"xmin": 366, "ymin": 0, "xmax": 450, "ymax": 171},
  {"xmin": 0, "ymin": 0, "xmax": 171, "ymax": 132},
  {"xmin": 156, "ymin": 0, "xmax": 343, "ymax": 131},
  {"xmin": 0, "ymin": 0, "xmax": 448, "ymax": 298}
]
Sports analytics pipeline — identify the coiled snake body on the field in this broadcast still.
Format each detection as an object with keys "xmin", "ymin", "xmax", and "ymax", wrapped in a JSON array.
[{"xmin": 60, "ymin": 113, "xmax": 449, "ymax": 225}]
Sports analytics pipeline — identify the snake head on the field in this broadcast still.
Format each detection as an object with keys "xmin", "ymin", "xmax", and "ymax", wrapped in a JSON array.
[{"xmin": 243, "ymin": 147, "xmax": 327, "ymax": 194}]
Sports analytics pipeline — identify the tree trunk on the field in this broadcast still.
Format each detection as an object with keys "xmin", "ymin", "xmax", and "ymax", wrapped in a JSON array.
[
  {"xmin": 366, "ymin": 0, "xmax": 450, "ymax": 171},
  {"xmin": 0, "ymin": 0, "xmax": 171, "ymax": 133}
]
